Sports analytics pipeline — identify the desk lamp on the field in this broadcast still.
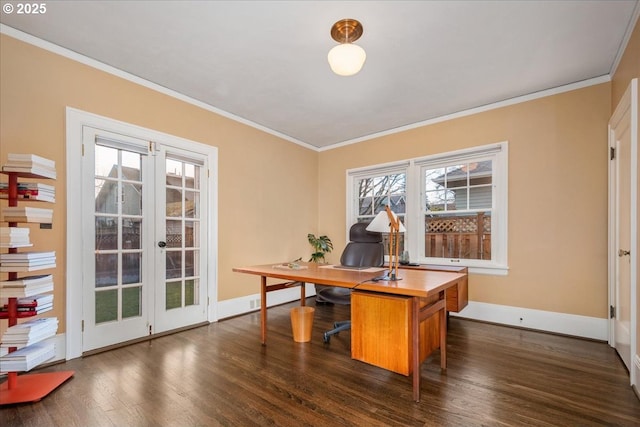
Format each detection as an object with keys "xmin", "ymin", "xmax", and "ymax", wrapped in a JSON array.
[{"xmin": 366, "ymin": 205, "xmax": 405, "ymax": 280}]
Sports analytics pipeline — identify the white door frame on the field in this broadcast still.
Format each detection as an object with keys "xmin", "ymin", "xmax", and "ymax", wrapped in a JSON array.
[
  {"xmin": 608, "ymin": 78, "xmax": 638, "ymax": 387},
  {"xmin": 65, "ymin": 107, "xmax": 218, "ymax": 359}
]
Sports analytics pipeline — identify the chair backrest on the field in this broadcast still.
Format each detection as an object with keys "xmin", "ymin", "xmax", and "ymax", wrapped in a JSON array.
[{"xmin": 340, "ymin": 222, "xmax": 385, "ymax": 268}]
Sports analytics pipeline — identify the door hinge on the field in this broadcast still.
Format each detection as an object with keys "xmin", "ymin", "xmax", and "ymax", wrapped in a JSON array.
[
  {"xmin": 610, "ymin": 147, "xmax": 615, "ymax": 160},
  {"xmin": 149, "ymin": 325, "xmax": 153, "ymax": 335},
  {"xmin": 610, "ymin": 305, "xmax": 615, "ymax": 319},
  {"xmin": 81, "ymin": 320, "xmax": 84, "ymax": 332}
]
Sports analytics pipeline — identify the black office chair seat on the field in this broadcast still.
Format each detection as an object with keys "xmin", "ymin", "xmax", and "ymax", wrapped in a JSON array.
[{"xmin": 317, "ymin": 287, "xmax": 351, "ymax": 343}]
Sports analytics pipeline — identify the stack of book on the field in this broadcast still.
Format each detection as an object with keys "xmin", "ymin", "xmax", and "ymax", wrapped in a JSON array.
[
  {"xmin": 0, "ymin": 274, "xmax": 54, "ymax": 298},
  {"xmin": 1, "ymin": 154, "xmax": 56, "ymax": 179},
  {"xmin": 0, "ymin": 227, "xmax": 31, "ymax": 248},
  {"xmin": 0, "ymin": 182, "xmax": 55, "ymax": 203},
  {"xmin": 0, "ymin": 341, "xmax": 56, "ymax": 372},
  {"xmin": 0, "ymin": 251, "xmax": 56, "ymax": 272},
  {"xmin": 0, "ymin": 294, "xmax": 53, "ymax": 316},
  {"xmin": 1, "ymin": 206, "xmax": 53, "ymax": 223},
  {"xmin": 0, "ymin": 317, "xmax": 58, "ymax": 349}
]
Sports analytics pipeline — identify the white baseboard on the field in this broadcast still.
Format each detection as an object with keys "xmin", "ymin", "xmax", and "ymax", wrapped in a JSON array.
[
  {"xmin": 452, "ymin": 301, "xmax": 608, "ymax": 340},
  {"xmin": 634, "ymin": 354, "xmax": 640, "ymax": 389},
  {"xmin": 217, "ymin": 283, "xmax": 317, "ymax": 320}
]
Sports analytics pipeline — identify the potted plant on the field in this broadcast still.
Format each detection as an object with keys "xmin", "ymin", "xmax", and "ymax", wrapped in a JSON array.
[{"xmin": 307, "ymin": 233, "xmax": 333, "ymax": 263}]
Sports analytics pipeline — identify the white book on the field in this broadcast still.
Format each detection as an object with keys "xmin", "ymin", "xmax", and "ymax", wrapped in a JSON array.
[
  {"xmin": 1, "ymin": 251, "xmax": 55, "ymax": 261},
  {"xmin": 6, "ymin": 154, "xmax": 55, "ymax": 169},
  {"xmin": 0, "ymin": 227, "xmax": 29, "ymax": 236},
  {"xmin": 2, "ymin": 317, "xmax": 58, "ymax": 335},
  {"xmin": 1, "ymin": 326, "xmax": 57, "ymax": 347},
  {"xmin": 2, "ymin": 207, "xmax": 53, "ymax": 223},
  {"xmin": 0, "ymin": 263, "xmax": 56, "ymax": 273},
  {"xmin": 1, "ymin": 166, "xmax": 56, "ymax": 180},
  {"xmin": 0, "ymin": 282, "xmax": 54, "ymax": 298},
  {"xmin": 0, "ymin": 341, "xmax": 55, "ymax": 372},
  {"xmin": 0, "ymin": 274, "xmax": 53, "ymax": 288}
]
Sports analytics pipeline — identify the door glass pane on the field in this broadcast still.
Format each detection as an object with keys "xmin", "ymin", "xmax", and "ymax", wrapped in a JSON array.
[
  {"xmin": 122, "ymin": 253, "xmax": 141, "ymax": 284},
  {"xmin": 166, "ymin": 281, "xmax": 181, "ymax": 310},
  {"xmin": 95, "ymin": 179, "xmax": 118, "ymax": 214},
  {"xmin": 166, "ymin": 251, "xmax": 182, "ymax": 279},
  {"xmin": 122, "ymin": 218, "xmax": 142, "ymax": 249},
  {"xmin": 185, "ymin": 279, "xmax": 197, "ymax": 306},
  {"xmin": 122, "ymin": 183, "xmax": 142, "ymax": 216},
  {"xmin": 166, "ymin": 220, "xmax": 182, "ymax": 248},
  {"xmin": 95, "ymin": 254, "xmax": 117, "ymax": 287},
  {"xmin": 122, "ymin": 286, "xmax": 142, "ymax": 318},
  {"xmin": 96, "ymin": 217, "xmax": 118, "ymax": 250},
  {"xmin": 95, "ymin": 289, "xmax": 117, "ymax": 323}
]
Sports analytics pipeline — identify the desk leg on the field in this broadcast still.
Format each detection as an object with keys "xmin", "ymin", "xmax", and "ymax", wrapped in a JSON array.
[
  {"xmin": 412, "ymin": 297, "xmax": 420, "ymax": 402},
  {"xmin": 440, "ymin": 290, "xmax": 447, "ymax": 370},
  {"xmin": 300, "ymin": 282, "xmax": 306, "ymax": 306},
  {"xmin": 261, "ymin": 276, "xmax": 267, "ymax": 345}
]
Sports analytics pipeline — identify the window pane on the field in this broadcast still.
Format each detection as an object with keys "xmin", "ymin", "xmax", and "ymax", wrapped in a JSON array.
[
  {"xmin": 166, "ymin": 281, "xmax": 182, "ymax": 310},
  {"xmin": 185, "ymin": 250, "xmax": 196, "ymax": 277},
  {"xmin": 166, "ymin": 159, "xmax": 183, "ymax": 183},
  {"xmin": 95, "ymin": 289, "xmax": 117, "ymax": 323},
  {"xmin": 122, "ymin": 253, "xmax": 141, "ymax": 284},
  {"xmin": 469, "ymin": 186, "xmax": 492, "ymax": 209},
  {"xmin": 185, "ymin": 279, "xmax": 197, "ymax": 306},
  {"xmin": 96, "ymin": 253, "xmax": 117, "ymax": 287},
  {"xmin": 166, "ymin": 220, "xmax": 182, "ymax": 248},
  {"xmin": 185, "ymin": 164, "xmax": 196, "ymax": 188},
  {"xmin": 95, "ymin": 179, "xmax": 118, "ymax": 214},
  {"xmin": 122, "ymin": 218, "xmax": 142, "ymax": 249},
  {"xmin": 96, "ymin": 216, "xmax": 118, "ymax": 250},
  {"xmin": 425, "ymin": 212, "xmax": 491, "ymax": 260},
  {"xmin": 121, "ymin": 151, "xmax": 141, "ymax": 181},
  {"xmin": 185, "ymin": 190, "xmax": 198, "ymax": 218},
  {"xmin": 122, "ymin": 286, "xmax": 141, "ymax": 318},
  {"xmin": 167, "ymin": 189, "xmax": 183, "ymax": 217},
  {"xmin": 122, "ymin": 183, "xmax": 142, "ymax": 216},
  {"xmin": 95, "ymin": 145, "xmax": 118, "ymax": 177},
  {"xmin": 185, "ymin": 221, "xmax": 197, "ymax": 248},
  {"xmin": 166, "ymin": 251, "xmax": 182, "ymax": 279}
]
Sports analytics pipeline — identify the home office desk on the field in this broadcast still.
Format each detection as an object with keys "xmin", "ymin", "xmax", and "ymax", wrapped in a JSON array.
[{"xmin": 233, "ymin": 262, "xmax": 466, "ymax": 401}]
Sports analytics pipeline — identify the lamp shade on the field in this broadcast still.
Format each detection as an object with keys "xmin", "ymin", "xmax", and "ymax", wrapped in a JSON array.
[
  {"xmin": 366, "ymin": 209, "xmax": 406, "ymax": 233},
  {"xmin": 327, "ymin": 43, "xmax": 366, "ymax": 76}
]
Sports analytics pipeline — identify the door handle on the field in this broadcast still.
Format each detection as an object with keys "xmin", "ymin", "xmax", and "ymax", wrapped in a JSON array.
[
  {"xmin": 158, "ymin": 241, "xmax": 167, "ymax": 248},
  {"xmin": 618, "ymin": 249, "xmax": 630, "ymax": 257}
]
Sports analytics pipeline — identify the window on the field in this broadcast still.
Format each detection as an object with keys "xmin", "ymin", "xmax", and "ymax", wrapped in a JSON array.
[{"xmin": 347, "ymin": 142, "xmax": 508, "ymax": 275}]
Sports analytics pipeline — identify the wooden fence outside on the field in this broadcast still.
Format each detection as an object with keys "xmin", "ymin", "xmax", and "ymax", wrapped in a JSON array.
[{"xmin": 425, "ymin": 213, "xmax": 491, "ymax": 260}]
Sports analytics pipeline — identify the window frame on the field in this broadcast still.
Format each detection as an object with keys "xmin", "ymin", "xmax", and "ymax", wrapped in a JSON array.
[{"xmin": 347, "ymin": 142, "xmax": 508, "ymax": 275}]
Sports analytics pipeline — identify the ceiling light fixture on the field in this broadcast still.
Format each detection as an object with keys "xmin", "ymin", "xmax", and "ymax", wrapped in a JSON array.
[{"xmin": 328, "ymin": 19, "xmax": 366, "ymax": 76}]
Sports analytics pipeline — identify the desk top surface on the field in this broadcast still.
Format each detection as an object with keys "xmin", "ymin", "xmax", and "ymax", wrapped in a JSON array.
[{"xmin": 233, "ymin": 262, "xmax": 466, "ymax": 298}]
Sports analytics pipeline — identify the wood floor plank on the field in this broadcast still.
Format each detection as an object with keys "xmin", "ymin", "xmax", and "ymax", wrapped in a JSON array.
[{"xmin": 1, "ymin": 298, "xmax": 639, "ymax": 426}]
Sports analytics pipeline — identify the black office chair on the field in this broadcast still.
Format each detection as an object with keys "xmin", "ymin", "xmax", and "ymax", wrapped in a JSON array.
[{"xmin": 318, "ymin": 222, "xmax": 384, "ymax": 343}]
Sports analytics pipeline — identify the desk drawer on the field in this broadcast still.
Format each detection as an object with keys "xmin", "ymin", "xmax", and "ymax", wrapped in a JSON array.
[{"xmin": 350, "ymin": 290, "xmax": 440, "ymax": 376}]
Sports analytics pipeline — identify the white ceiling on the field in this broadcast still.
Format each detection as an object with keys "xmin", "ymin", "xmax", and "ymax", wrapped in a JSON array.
[{"xmin": 1, "ymin": 1, "xmax": 638, "ymax": 149}]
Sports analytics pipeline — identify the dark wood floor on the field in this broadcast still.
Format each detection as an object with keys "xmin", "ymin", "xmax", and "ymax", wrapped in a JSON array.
[{"xmin": 2, "ymin": 299, "xmax": 640, "ymax": 426}]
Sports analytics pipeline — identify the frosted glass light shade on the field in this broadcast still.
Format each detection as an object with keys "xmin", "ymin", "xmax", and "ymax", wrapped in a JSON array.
[{"xmin": 328, "ymin": 43, "xmax": 366, "ymax": 76}]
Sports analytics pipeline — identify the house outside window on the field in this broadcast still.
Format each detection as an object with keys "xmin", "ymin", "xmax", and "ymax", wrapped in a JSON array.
[{"xmin": 348, "ymin": 142, "xmax": 508, "ymax": 275}]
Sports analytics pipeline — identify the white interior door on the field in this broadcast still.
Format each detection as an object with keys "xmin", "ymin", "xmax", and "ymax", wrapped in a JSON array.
[
  {"xmin": 609, "ymin": 78, "xmax": 638, "ymax": 373},
  {"xmin": 81, "ymin": 128, "xmax": 210, "ymax": 352}
]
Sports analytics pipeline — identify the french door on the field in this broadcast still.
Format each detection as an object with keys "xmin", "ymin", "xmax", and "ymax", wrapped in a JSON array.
[{"xmin": 81, "ymin": 127, "xmax": 209, "ymax": 352}]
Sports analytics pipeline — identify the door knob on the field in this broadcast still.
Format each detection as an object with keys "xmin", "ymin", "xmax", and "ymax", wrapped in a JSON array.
[
  {"xmin": 618, "ymin": 249, "xmax": 630, "ymax": 257},
  {"xmin": 158, "ymin": 241, "xmax": 167, "ymax": 248}
]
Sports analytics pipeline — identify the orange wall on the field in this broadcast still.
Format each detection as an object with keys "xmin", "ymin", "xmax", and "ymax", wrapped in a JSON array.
[{"xmin": 0, "ymin": 34, "xmax": 318, "ymax": 333}]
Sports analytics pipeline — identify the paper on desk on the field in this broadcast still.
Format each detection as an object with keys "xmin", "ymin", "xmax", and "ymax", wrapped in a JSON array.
[{"xmin": 319, "ymin": 265, "xmax": 386, "ymax": 273}]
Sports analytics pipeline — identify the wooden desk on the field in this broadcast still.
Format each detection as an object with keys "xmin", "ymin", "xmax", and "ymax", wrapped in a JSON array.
[{"xmin": 233, "ymin": 262, "xmax": 466, "ymax": 401}]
